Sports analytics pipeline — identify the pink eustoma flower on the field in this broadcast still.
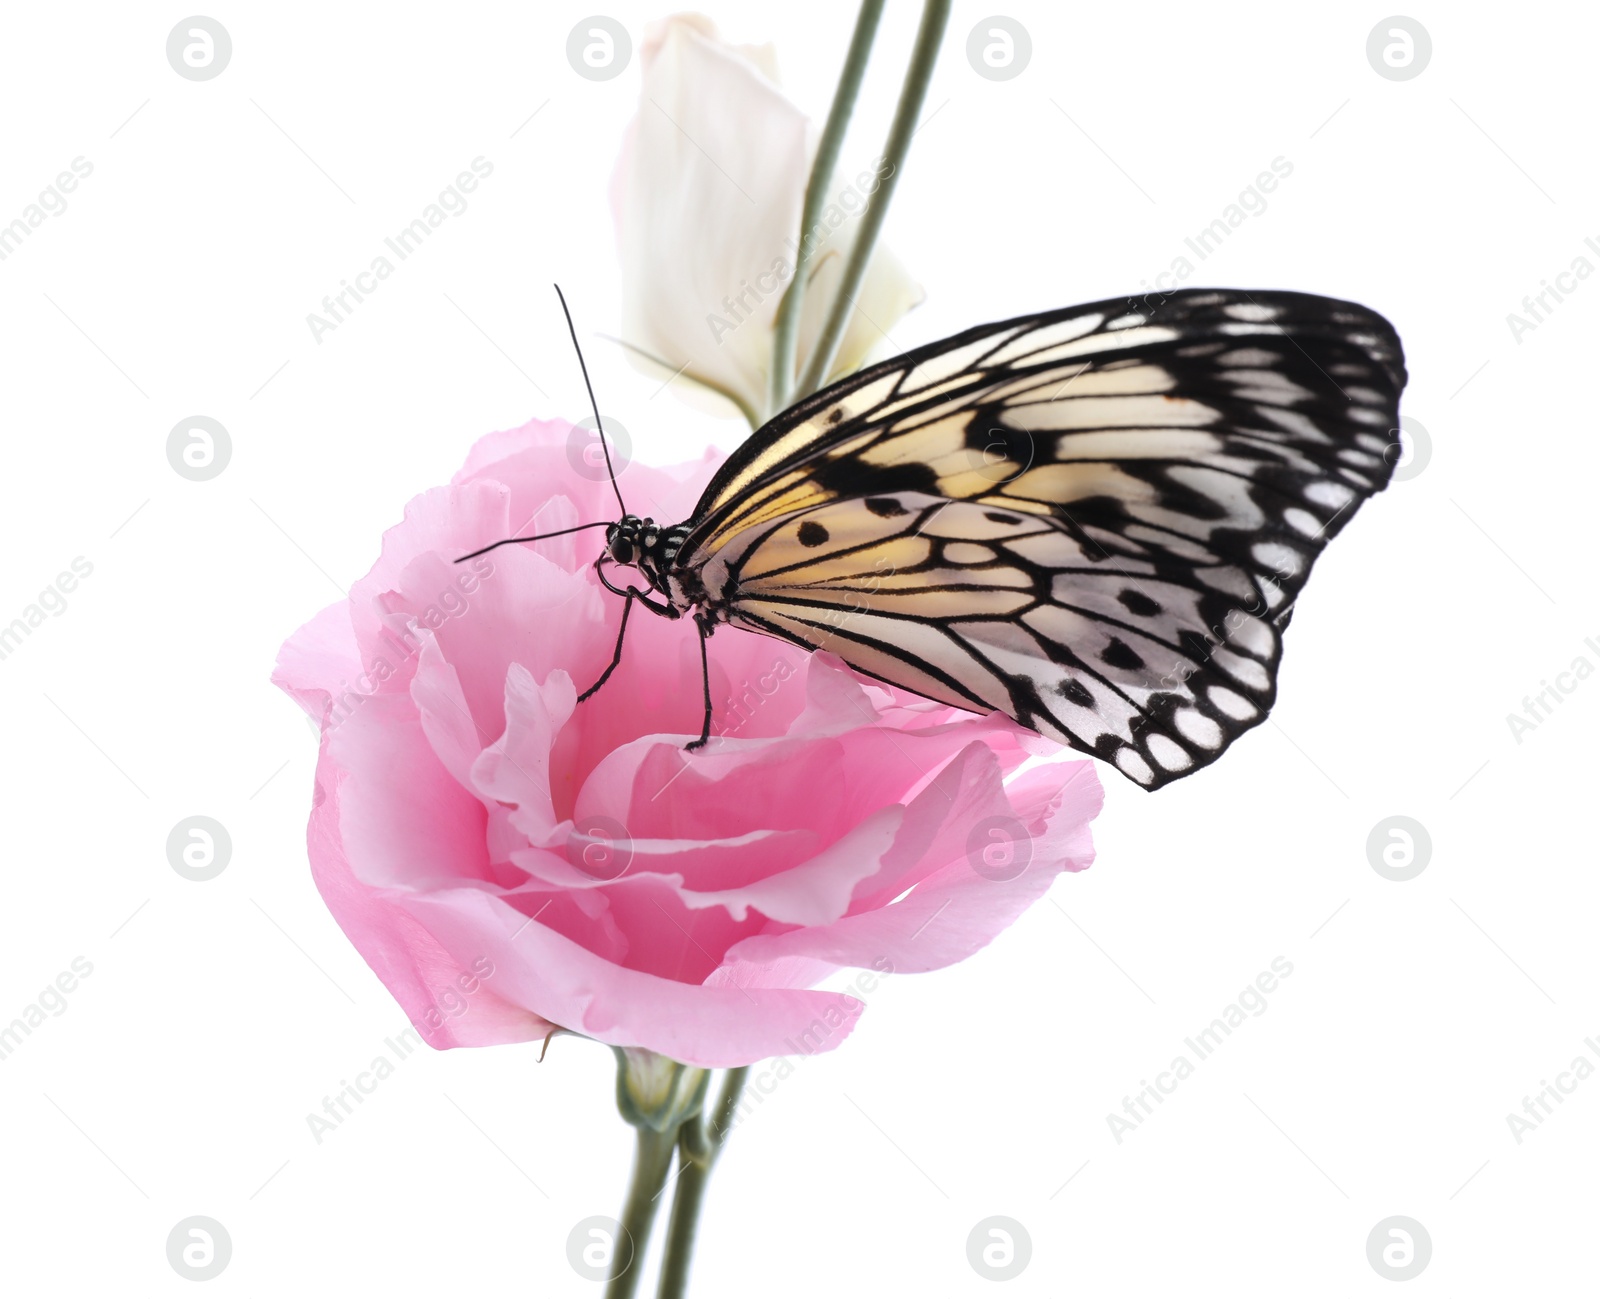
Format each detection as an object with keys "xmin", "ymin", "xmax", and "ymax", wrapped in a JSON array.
[{"xmin": 273, "ymin": 419, "xmax": 1103, "ymax": 1067}]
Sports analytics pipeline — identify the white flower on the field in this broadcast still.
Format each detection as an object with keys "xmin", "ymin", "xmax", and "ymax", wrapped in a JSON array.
[{"xmin": 611, "ymin": 14, "xmax": 923, "ymax": 427}]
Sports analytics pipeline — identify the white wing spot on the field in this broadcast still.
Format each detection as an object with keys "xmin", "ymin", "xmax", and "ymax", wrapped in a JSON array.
[
  {"xmin": 1116, "ymin": 748, "xmax": 1156, "ymax": 785},
  {"xmin": 1175, "ymin": 708, "xmax": 1224, "ymax": 748},
  {"xmin": 1213, "ymin": 648, "xmax": 1271, "ymax": 692},
  {"xmin": 1208, "ymin": 686, "xmax": 1257, "ymax": 720},
  {"xmin": 1146, "ymin": 734, "xmax": 1193, "ymax": 772},
  {"xmin": 1283, "ymin": 507, "xmax": 1322, "ymax": 537},
  {"xmin": 1305, "ymin": 480, "xmax": 1354, "ymax": 508},
  {"xmin": 1253, "ymin": 541, "xmax": 1302, "ymax": 576},
  {"xmin": 1028, "ymin": 324, "xmax": 1180, "ymax": 361},
  {"xmin": 1223, "ymin": 303, "xmax": 1280, "ymax": 322},
  {"xmin": 1260, "ymin": 407, "xmax": 1333, "ymax": 442},
  {"xmin": 1225, "ymin": 613, "xmax": 1274, "ymax": 658},
  {"xmin": 1338, "ymin": 448, "xmax": 1383, "ymax": 467}
]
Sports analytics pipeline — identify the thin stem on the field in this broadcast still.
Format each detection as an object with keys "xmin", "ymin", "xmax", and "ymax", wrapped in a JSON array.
[
  {"xmin": 654, "ymin": 1068, "xmax": 750, "ymax": 1299},
  {"xmin": 655, "ymin": 1141, "xmax": 709, "ymax": 1299},
  {"xmin": 768, "ymin": 0, "xmax": 887, "ymax": 417},
  {"xmin": 605, "ymin": 1125, "xmax": 678, "ymax": 1299},
  {"xmin": 711, "ymin": 1066, "xmax": 750, "ymax": 1140},
  {"xmin": 793, "ymin": 0, "xmax": 952, "ymax": 401}
]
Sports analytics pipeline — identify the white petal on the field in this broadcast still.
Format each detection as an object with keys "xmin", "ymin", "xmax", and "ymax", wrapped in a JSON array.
[{"xmin": 612, "ymin": 16, "xmax": 921, "ymax": 424}]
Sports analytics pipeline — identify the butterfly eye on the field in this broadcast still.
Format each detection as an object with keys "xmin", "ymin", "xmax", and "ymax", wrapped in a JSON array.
[{"xmin": 610, "ymin": 535, "xmax": 636, "ymax": 565}]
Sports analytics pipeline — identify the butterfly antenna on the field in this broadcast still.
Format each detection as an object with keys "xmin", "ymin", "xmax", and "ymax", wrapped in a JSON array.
[
  {"xmin": 454, "ymin": 520, "xmax": 612, "ymax": 563},
  {"xmin": 554, "ymin": 283, "xmax": 627, "ymax": 517}
]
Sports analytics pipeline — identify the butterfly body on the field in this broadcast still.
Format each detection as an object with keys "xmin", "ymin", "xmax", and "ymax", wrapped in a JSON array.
[
  {"xmin": 603, "ymin": 516, "xmax": 695, "ymax": 612},
  {"xmin": 583, "ymin": 288, "xmax": 1406, "ymax": 788}
]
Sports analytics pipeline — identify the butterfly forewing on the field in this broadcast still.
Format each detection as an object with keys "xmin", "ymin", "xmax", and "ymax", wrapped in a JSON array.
[{"xmin": 676, "ymin": 289, "xmax": 1406, "ymax": 789}]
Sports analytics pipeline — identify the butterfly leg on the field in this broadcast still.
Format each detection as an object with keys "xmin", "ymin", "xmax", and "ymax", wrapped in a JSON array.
[
  {"xmin": 582, "ymin": 557, "xmax": 684, "ymax": 704},
  {"xmin": 577, "ymin": 589, "xmax": 634, "ymax": 703},
  {"xmin": 685, "ymin": 614, "xmax": 714, "ymax": 751}
]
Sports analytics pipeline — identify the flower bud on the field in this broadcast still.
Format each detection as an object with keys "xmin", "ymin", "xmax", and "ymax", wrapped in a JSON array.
[{"xmin": 614, "ymin": 1047, "xmax": 709, "ymax": 1133}]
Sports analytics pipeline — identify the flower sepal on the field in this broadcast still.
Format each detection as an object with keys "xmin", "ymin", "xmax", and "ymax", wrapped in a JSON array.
[{"xmin": 613, "ymin": 1047, "xmax": 710, "ymax": 1134}]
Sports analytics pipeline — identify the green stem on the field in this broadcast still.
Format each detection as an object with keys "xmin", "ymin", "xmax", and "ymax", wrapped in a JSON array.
[
  {"xmin": 769, "ymin": 0, "xmax": 887, "ymax": 418},
  {"xmin": 793, "ymin": 0, "xmax": 951, "ymax": 401},
  {"xmin": 654, "ymin": 1067, "xmax": 751, "ymax": 1299},
  {"xmin": 654, "ymin": 1141, "xmax": 709, "ymax": 1299},
  {"xmin": 605, "ymin": 1124, "xmax": 679, "ymax": 1299}
]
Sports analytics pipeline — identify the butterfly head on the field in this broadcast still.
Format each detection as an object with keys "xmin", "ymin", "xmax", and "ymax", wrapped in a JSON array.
[
  {"xmin": 606, "ymin": 513, "xmax": 673, "ymax": 587},
  {"xmin": 605, "ymin": 513, "xmax": 651, "ymax": 568}
]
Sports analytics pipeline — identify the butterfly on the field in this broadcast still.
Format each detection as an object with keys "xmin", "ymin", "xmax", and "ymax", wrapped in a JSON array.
[{"xmin": 464, "ymin": 287, "xmax": 1406, "ymax": 790}]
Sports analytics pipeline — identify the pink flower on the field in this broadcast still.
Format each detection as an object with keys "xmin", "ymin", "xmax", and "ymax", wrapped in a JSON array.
[{"xmin": 273, "ymin": 420, "xmax": 1103, "ymax": 1067}]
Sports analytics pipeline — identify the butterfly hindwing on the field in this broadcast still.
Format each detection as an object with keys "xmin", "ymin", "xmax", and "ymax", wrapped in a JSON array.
[{"xmin": 676, "ymin": 289, "xmax": 1406, "ymax": 788}]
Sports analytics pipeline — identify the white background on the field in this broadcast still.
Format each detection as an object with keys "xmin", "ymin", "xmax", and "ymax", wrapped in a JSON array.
[{"xmin": 1, "ymin": 2, "xmax": 1595, "ymax": 1294}]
